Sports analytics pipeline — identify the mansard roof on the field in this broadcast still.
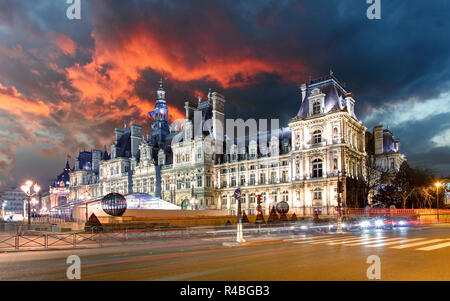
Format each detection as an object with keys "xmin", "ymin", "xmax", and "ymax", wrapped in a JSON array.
[
  {"xmin": 383, "ymin": 129, "xmax": 400, "ymax": 153},
  {"xmin": 296, "ymin": 74, "xmax": 349, "ymax": 119}
]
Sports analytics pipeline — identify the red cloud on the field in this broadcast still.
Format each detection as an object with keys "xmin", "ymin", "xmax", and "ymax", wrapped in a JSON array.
[{"xmin": 55, "ymin": 34, "xmax": 77, "ymax": 57}]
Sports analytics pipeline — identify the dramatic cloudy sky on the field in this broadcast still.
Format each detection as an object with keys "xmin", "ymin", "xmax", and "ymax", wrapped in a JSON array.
[{"xmin": 0, "ymin": 0, "xmax": 449, "ymax": 190}]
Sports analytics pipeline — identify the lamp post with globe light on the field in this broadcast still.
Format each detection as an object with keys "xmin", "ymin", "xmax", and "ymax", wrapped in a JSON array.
[
  {"xmin": 190, "ymin": 195, "xmax": 198, "ymax": 210},
  {"xmin": 80, "ymin": 191, "xmax": 91, "ymax": 222},
  {"xmin": 31, "ymin": 197, "xmax": 39, "ymax": 218},
  {"xmin": 20, "ymin": 180, "xmax": 40, "ymax": 225},
  {"xmin": 435, "ymin": 182, "xmax": 442, "ymax": 223}
]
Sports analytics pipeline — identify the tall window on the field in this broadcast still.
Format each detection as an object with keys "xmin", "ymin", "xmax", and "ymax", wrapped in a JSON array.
[
  {"xmin": 250, "ymin": 174, "xmax": 255, "ymax": 185},
  {"xmin": 260, "ymin": 173, "xmax": 266, "ymax": 184},
  {"xmin": 313, "ymin": 101, "xmax": 321, "ymax": 114},
  {"xmin": 197, "ymin": 175, "xmax": 203, "ymax": 187},
  {"xmin": 150, "ymin": 178, "xmax": 154, "ymax": 192},
  {"xmin": 314, "ymin": 188, "xmax": 322, "ymax": 200},
  {"xmin": 312, "ymin": 159, "xmax": 323, "ymax": 178},
  {"xmin": 281, "ymin": 170, "xmax": 288, "ymax": 182},
  {"xmin": 313, "ymin": 130, "xmax": 322, "ymax": 144},
  {"xmin": 282, "ymin": 190, "xmax": 289, "ymax": 202},
  {"xmin": 333, "ymin": 158, "xmax": 338, "ymax": 170},
  {"xmin": 240, "ymin": 175, "xmax": 245, "ymax": 186},
  {"xmin": 270, "ymin": 172, "xmax": 276, "ymax": 183}
]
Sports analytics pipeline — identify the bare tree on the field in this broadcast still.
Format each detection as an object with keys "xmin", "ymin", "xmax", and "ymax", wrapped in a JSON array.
[{"xmin": 361, "ymin": 156, "xmax": 389, "ymax": 207}]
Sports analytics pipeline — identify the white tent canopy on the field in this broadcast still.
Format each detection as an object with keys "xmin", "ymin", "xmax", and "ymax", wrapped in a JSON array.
[{"xmin": 89, "ymin": 193, "xmax": 181, "ymax": 210}]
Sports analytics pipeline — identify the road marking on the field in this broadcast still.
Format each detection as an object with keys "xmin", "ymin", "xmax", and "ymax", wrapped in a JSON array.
[
  {"xmin": 308, "ymin": 237, "xmax": 363, "ymax": 244},
  {"xmin": 391, "ymin": 239, "xmax": 444, "ymax": 249},
  {"xmin": 416, "ymin": 241, "xmax": 450, "ymax": 251},
  {"xmin": 284, "ymin": 235, "xmax": 336, "ymax": 242},
  {"xmin": 345, "ymin": 237, "xmax": 404, "ymax": 246},
  {"xmin": 294, "ymin": 236, "xmax": 358, "ymax": 244},
  {"xmin": 326, "ymin": 236, "xmax": 385, "ymax": 245},
  {"xmin": 364, "ymin": 238, "xmax": 424, "ymax": 247}
]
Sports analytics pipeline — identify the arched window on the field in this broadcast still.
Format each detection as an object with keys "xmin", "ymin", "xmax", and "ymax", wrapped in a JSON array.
[
  {"xmin": 313, "ymin": 101, "xmax": 321, "ymax": 114},
  {"xmin": 312, "ymin": 130, "xmax": 322, "ymax": 144},
  {"xmin": 333, "ymin": 158, "xmax": 338, "ymax": 170},
  {"xmin": 312, "ymin": 159, "xmax": 323, "ymax": 178}
]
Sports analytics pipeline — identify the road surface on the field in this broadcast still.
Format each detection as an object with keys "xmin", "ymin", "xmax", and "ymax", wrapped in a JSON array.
[{"xmin": 0, "ymin": 225, "xmax": 449, "ymax": 281}]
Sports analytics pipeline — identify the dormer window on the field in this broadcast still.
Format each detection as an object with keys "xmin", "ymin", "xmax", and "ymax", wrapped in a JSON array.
[{"xmin": 313, "ymin": 101, "xmax": 321, "ymax": 115}]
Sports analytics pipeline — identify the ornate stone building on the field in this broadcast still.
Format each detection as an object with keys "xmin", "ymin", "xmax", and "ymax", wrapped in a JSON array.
[{"xmin": 68, "ymin": 73, "xmax": 405, "ymax": 215}]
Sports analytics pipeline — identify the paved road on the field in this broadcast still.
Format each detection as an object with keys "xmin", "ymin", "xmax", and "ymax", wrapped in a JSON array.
[{"xmin": 0, "ymin": 225, "xmax": 449, "ymax": 281}]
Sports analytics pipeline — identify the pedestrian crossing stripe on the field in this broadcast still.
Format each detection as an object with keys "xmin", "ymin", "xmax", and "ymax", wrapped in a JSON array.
[
  {"xmin": 290, "ymin": 236, "xmax": 450, "ymax": 251},
  {"xmin": 284, "ymin": 235, "xmax": 337, "ymax": 242},
  {"xmin": 326, "ymin": 236, "xmax": 386, "ymax": 245},
  {"xmin": 391, "ymin": 239, "xmax": 445, "ymax": 249},
  {"xmin": 344, "ymin": 237, "xmax": 404, "ymax": 246},
  {"xmin": 416, "ymin": 241, "xmax": 450, "ymax": 251},
  {"xmin": 366, "ymin": 238, "xmax": 424, "ymax": 247},
  {"xmin": 294, "ymin": 236, "xmax": 359, "ymax": 244}
]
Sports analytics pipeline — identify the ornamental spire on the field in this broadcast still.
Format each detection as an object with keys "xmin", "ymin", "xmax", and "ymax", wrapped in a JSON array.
[{"xmin": 157, "ymin": 78, "xmax": 166, "ymax": 100}]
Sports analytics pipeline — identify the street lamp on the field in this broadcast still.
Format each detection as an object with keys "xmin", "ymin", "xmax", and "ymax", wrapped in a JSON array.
[
  {"xmin": 20, "ymin": 180, "xmax": 40, "ymax": 225},
  {"xmin": 435, "ymin": 182, "xmax": 442, "ymax": 223},
  {"xmin": 80, "ymin": 191, "xmax": 91, "ymax": 222},
  {"xmin": 190, "ymin": 196, "xmax": 198, "ymax": 210},
  {"xmin": 336, "ymin": 171, "xmax": 345, "ymax": 233},
  {"xmin": 31, "ymin": 197, "xmax": 39, "ymax": 216}
]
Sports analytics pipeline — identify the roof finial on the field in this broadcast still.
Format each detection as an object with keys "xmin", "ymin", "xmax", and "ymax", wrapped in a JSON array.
[
  {"xmin": 157, "ymin": 78, "xmax": 166, "ymax": 100},
  {"xmin": 198, "ymin": 92, "xmax": 202, "ymax": 103},
  {"xmin": 330, "ymin": 69, "xmax": 334, "ymax": 77},
  {"xmin": 124, "ymin": 121, "xmax": 127, "ymax": 128},
  {"xmin": 207, "ymin": 88, "xmax": 211, "ymax": 101}
]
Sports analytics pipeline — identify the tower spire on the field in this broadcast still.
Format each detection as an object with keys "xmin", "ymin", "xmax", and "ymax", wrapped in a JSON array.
[{"xmin": 157, "ymin": 78, "xmax": 166, "ymax": 100}]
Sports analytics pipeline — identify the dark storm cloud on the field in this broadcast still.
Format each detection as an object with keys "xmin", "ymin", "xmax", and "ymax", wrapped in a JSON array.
[{"xmin": 0, "ymin": 0, "xmax": 449, "ymax": 189}]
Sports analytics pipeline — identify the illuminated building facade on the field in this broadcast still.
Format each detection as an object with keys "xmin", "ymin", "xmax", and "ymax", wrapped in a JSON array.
[{"xmin": 68, "ymin": 74, "xmax": 405, "ymax": 214}]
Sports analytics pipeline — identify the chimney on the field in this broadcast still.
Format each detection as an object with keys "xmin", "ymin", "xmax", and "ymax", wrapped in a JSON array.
[
  {"xmin": 91, "ymin": 149, "xmax": 101, "ymax": 172},
  {"xmin": 130, "ymin": 122, "xmax": 143, "ymax": 158},
  {"xmin": 300, "ymin": 83, "xmax": 307, "ymax": 102},
  {"xmin": 115, "ymin": 128, "xmax": 124, "ymax": 142},
  {"xmin": 212, "ymin": 92, "xmax": 226, "ymax": 154},
  {"xmin": 373, "ymin": 125, "xmax": 383, "ymax": 155}
]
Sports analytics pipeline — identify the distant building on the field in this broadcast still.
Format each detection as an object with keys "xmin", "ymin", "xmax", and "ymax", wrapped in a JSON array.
[
  {"xmin": 1, "ymin": 187, "xmax": 26, "ymax": 215},
  {"xmin": 49, "ymin": 160, "xmax": 72, "ymax": 208},
  {"xmin": 366, "ymin": 125, "xmax": 405, "ymax": 172}
]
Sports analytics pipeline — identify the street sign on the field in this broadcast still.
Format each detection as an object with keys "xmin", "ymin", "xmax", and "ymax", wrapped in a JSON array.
[{"xmin": 234, "ymin": 188, "xmax": 241, "ymax": 200}]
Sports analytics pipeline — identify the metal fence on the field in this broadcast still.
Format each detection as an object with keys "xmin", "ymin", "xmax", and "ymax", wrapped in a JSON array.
[{"xmin": 0, "ymin": 223, "xmax": 307, "ymax": 251}]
